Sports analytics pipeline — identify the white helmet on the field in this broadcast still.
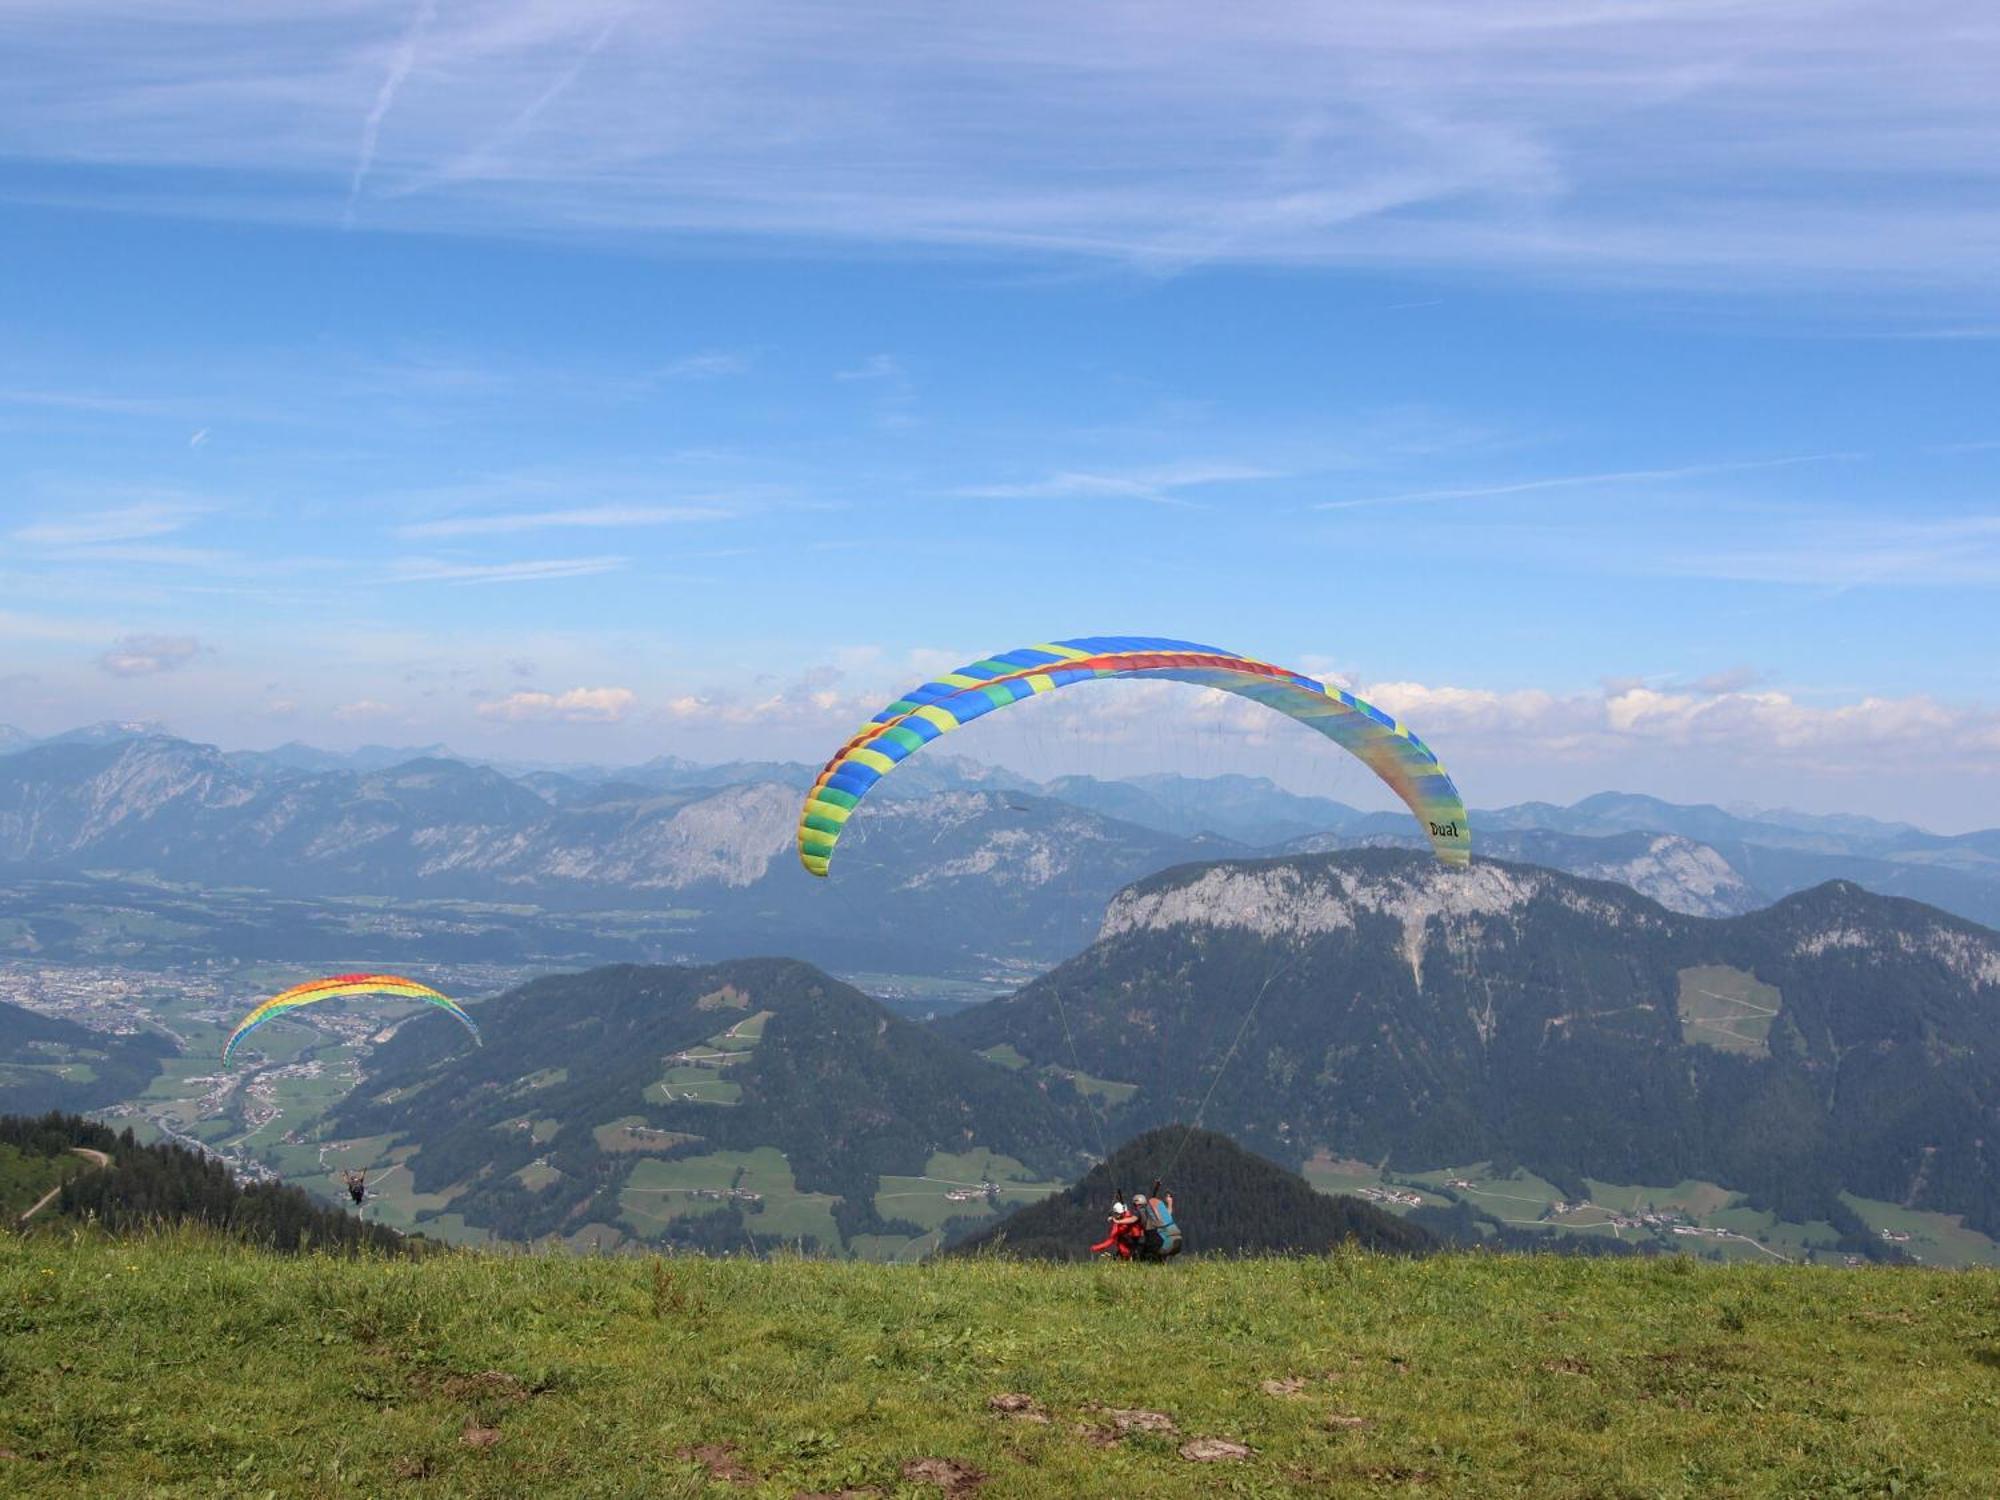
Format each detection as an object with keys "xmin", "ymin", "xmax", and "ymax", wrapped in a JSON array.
[
  {"xmin": 1132, "ymin": 1193, "xmax": 1148, "ymax": 1204},
  {"xmin": 1111, "ymin": 1201, "xmax": 1127, "ymax": 1216}
]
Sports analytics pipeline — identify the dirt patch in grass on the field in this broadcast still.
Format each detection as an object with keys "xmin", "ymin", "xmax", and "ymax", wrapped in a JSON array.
[
  {"xmin": 1261, "ymin": 1376, "xmax": 1310, "ymax": 1396},
  {"xmin": 900, "ymin": 1456, "xmax": 986, "ymax": 1495},
  {"xmin": 438, "ymin": 1369, "xmax": 532, "ymax": 1403},
  {"xmin": 986, "ymin": 1392, "xmax": 1048, "ymax": 1422},
  {"xmin": 1356, "ymin": 1464, "xmax": 1437, "ymax": 1485},
  {"xmin": 1098, "ymin": 1406, "xmax": 1179, "ymax": 1436},
  {"xmin": 1180, "ymin": 1438, "xmax": 1252, "ymax": 1462},
  {"xmin": 679, "ymin": 1442, "xmax": 756, "ymax": 1483},
  {"xmin": 459, "ymin": 1425, "xmax": 502, "ymax": 1450}
]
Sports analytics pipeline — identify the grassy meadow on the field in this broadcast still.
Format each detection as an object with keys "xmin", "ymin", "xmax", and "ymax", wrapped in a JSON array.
[{"xmin": 4, "ymin": 1231, "xmax": 1999, "ymax": 1497}]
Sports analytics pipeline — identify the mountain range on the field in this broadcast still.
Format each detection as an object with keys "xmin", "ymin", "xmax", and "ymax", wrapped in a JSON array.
[
  {"xmin": 942, "ymin": 850, "xmax": 2000, "ymax": 1242},
  {"xmin": 2, "ymin": 727, "xmax": 1996, "ymax": 975}
]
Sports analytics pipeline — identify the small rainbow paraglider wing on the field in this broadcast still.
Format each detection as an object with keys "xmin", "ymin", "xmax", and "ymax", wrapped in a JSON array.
[{"xmin": 221, "ymin": 974, "xmax": 480, "ymax": 1067}]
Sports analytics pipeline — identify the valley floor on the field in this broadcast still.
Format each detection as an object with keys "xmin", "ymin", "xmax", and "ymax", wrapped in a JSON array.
[{"xmin": 3, "ymin": 1235, "xmax": 1997, "ymax": 1497}]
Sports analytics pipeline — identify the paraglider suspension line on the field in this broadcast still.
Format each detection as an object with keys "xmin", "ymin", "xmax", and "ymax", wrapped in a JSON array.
[
  {"xmin": 1164, "ymin": 952, "xmax": 1298, "ymax": 1182},
  {"xmin": 1049, "ymin": 975, "xmax": 1112, "ymax": 1166}
]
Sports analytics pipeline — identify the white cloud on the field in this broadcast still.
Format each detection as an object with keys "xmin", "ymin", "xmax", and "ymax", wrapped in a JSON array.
[
  {"xmin": 6, "ymin": 2, "xmax": 1997, "ymax": 286},
  {"xmin": 346, "ymin": 0, "xmax": 437, "ymax": 226},
  {"xmin": 1317, "ymin": 454, "xmax": 1853, "ymax": 510},
  {"xmin": 335, "ymin": 699, "xmax": 399, "ymax": 721},
  {"xmin": 956, "ymin": 463, "xmax": 1281, "ymax": 505},
  {"xmin": 388, "ymin": 555, "xmax": 629, "ymax": 584},
  {"xmin": 396, "ymin": 505, "xmax": 729, "ymax": 539},
  {"xmin": 13, "ymin": 502, "xmax": 202, "ymax": 547},
  {"xmin": 1362, "ymin": 678, "xmax": 2000, "ymax": 776},
  {"xmin": 478, "ymin": 686, "xmax": 635, "ymax": 722},
  {"xmin": 660, "ymin": 352, "xmax": 751, "ymax": 380},
  {"xmin": 0, "ymin": 387, "xmax": 172, "ymax": 416},
  {"xmin": 96, "ymin": 634, "xmax": 203, "ymax": 677},
  {"xmin": 836, "ymin": 355, "xmax": 903, "ymax": 383},
  {"xmin": 1660, "ymin": 513, "xmax": 2000, "ymax": 588}
]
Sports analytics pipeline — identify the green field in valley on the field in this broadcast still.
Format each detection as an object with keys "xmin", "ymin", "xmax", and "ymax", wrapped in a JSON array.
[
  {"xmin": 4, "ymin": 1231, "xmax": 1999, "ymax": 1497},
  {"xmin": 1293, "ymin": 1156, "xmax": 2000, "ymax": 1268},
  {"xmin": 1676, "ymin": 965, "xmax": 1781, "ymax": 1057}
]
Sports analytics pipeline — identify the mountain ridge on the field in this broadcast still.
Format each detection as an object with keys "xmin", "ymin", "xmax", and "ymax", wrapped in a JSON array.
[{"xmin": 940, "ymin": 850, "xmax": 2000, "ymax": 1240}]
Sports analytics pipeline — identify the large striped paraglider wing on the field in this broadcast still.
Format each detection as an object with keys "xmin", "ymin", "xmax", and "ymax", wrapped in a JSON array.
[
  {"xmin": 222, "ymin": 974, "xmax": 480, "ymax": 1067},
  {"xmin": 798, "ymin": 635, "xmax": 1468, "ymax": 875}
]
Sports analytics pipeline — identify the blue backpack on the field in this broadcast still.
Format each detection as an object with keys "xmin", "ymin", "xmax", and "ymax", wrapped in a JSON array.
[{"xmin": 1138, "ymin": 1198, "xmax": 1183, "ymax": 1258}]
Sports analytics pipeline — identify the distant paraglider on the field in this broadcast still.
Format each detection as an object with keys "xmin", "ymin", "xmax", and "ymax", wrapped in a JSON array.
[
  {"xmin": 798, "ymin": 635, "xmax": 1469, "ymax": 875},
  {"xmin": 221, "ymin": 974, "xmax": 480, "ymax": 1067}
]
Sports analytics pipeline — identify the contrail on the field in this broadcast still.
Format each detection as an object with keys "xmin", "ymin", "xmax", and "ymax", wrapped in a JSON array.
[
  {"xmin": 1316, "ymin": 452, "xmax": 1858, "ymax": 511},
  {"xmin": 345, "ymin": 0, "xmax": 437, "ymax": 227}
]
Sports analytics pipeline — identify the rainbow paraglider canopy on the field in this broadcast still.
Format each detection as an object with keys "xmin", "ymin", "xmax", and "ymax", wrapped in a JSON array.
[
  {"xmin": 798, "ymin": 635, "xmax": 1469, "ymax": 876},
  {"xmin": 221, "ymin": 974, "xmax": 480, "ymax": 1067}
]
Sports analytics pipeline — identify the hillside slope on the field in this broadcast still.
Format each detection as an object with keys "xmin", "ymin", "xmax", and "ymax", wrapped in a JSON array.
[
  {"xmin": 320, "ymin": 959, "xmax": 1097, "ymax": 1255},
  {"xmin": 942, "ymin": 851, "xmax": 2000, "ymax": 1239},
  {"xmin": 0, "ymin": 999, "xmax": 172, "ymax": 1114},
  {"xmin": 3, "ymin": 1237, "xmax": 1996, "ymax": 1497}
]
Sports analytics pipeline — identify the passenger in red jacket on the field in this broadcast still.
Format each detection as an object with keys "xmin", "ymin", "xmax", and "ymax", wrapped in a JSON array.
[{"xmin": 1090, "ymin": 1201, "xmax": 1143, "ymax": 1259}]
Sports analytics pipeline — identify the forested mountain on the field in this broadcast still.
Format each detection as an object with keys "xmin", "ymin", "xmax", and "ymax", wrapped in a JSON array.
[
  {"xmin": 2, "ymin": 1112, "xmax": 413, "ymax": 1253},
  {"xmin": 0, "ymin": 998, "xmax": 173, "ymax": 1113},
  {"xmin": 950, "ymin": 1126, "xmax": 1434, "ymax": 1260},
  {"xmin": 321, "ymin": 959, "xmax": 1097, "ymax": 1254},
  {"xmin": 940, "ymin": 851, "xmax": 2000, "ymax": 1239}
]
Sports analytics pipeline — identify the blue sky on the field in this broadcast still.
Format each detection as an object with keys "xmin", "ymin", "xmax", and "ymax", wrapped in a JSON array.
[{"xmin": 2, "ymin": 2, "xmax": 1996, "ymax": 828}]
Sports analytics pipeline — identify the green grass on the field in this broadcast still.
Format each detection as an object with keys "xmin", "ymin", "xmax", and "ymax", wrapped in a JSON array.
[
  {"xmin": 1583, "ymin": 1177, "xmax": 1742, "ymax": 1218},
  {"xmin": 1840, "ymin": 1193, "xmax": 2000, "ymax": 1269},
  {"xmin": 978, "ymin": 1043, "xmax": 1030, "ymax": 1071},
  {"xmin": 1677, "ymin": 965, "xmax": 1781, "ymax": 1057},
  {"xmin": 619, "ymin": 1148, "xmax": 839, "ymax": 1249},
  {"xmin": 1406, "ymin": 1163, "xmax": 1570, "ymax": 1222},
  {"xmin": 0, "ymin": 1147, "xmax": 81, "ymax": 1219},
  {"xmin": 3, "ymin": 1232, "xmax": 1998, "ymax": 1497},
  {"xmin": 643, "ymin": 1067, "xmax": 743, "ymax": 1105},
  {"xmin": 1041, "ymin": 1064, "xmax": 1139, "ymax": 1106},
  {"xmin": 590, "ymin": 1118, "xmax": 701, "ymax": 1155}
]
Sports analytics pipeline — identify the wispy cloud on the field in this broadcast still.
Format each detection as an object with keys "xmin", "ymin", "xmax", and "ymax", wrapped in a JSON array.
[
  {"xmin": 0, "ymin": 387, "xmax": 172, "ymax": 416},
  {"xmin": 1661, "ymin": 513, "xmax": 2000, "ymax": 588},
  {"xmin": 389, "ymin": 555, "xmax": 629, "ymax": 585},
  {"xmin": 660, "ymin": 352, "xmax": 751, "ymax": 380},
  {"xmin": 836, "ymin": 355, "xmax": 903, "ymax": 383},
  {"xmin": 1318, "ymin": 454, "xmax": 1854, "ymax": 510},
  {"xmin": 957, "ymin": 462, "xmax": 1281, "ymax": 506},
  {"xmin": 396, "ymin": 505, "xmax": 731, "ymax": 539},
  {"xmin": 13, "ymin": 502, "xmax": 205, "ymax": 547},
  {"xmin": 346, "ymin": 0, "xmax": 437, "ymax": 226},
  {"xmin": 10, "ymin": 3, "xmax": 1999, "ymax": 286}
]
